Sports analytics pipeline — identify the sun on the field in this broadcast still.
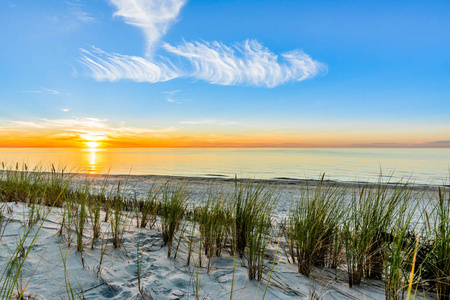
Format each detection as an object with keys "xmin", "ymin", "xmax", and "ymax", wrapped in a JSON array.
[
  {"xmin": 85, "ymin": 141, "xmax": 101, "ymax": 148},
  {"xmin": 80, "ymin": 132, "xmax": 105, "ymax": 149}
]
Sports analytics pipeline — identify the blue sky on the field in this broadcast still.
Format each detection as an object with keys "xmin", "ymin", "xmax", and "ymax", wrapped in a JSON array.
[{"xmin": 0, "ymin": 0, "xmax": 449, "ymax": 148}]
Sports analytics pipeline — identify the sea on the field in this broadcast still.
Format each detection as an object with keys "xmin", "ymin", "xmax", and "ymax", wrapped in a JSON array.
[{"xmin": 0, "ymin": 148, "xmax": 449, "ymax": 185}]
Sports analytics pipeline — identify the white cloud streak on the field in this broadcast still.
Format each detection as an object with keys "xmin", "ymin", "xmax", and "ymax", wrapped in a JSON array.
[
  {"xmin": 66, "ymin": 1, "xmax": 95, "ymax": 23},
  {"xmin": 110, "ymin": 0, "xmax": 187, "ymax": 55},
  {"xmin": 80, "ymin": 47, "xmax": 179, "ymax": 83},
  {"xmin": 42, "ymin": 88, "xmax": 61, "ymax": 95},
  {"xmin": 12, "ymin": 121, "xmax": 46, "ymax": 129},
  {"xmin": 72, "ymin": 9, "xmax": 95, "ymax": 23},
  {"xmin": 162, "ymin": 90, "xmax": 182, "ymax": 95},
  {"xmin": 8, "ymin": 117, "xmax": 177, "ymax": 139},
  {"xmin": 20, "ymin": 88, "xmax": 61, "ymax": 95},
  {"xmin": 164, "ymin": 40, "xmax": 326, "ymax": 87}
]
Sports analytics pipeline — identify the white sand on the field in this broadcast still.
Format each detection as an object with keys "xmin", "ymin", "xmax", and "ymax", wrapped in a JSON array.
[{"xmin": 0, "ymin": 175, "xmax": 436, "ymax": 299}]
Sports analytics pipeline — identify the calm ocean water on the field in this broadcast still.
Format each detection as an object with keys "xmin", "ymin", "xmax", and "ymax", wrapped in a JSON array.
[{"xmin": 0, "ymin": 148, "xmax": 449, "ymax": 185}]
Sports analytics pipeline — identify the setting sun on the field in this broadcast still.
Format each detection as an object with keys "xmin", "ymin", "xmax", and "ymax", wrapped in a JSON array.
[
  {"xmin": 80, "ymin": 131, "xmax": 106, "ymax": 148},
  {"xmin": 85, "ymin": 141, "xmax": 101, "ymax": 148}
]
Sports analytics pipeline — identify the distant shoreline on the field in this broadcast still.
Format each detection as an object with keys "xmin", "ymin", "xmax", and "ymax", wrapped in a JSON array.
[
  {"xmin": 68, "ymin": 171, "xmax": 443, "ymax": 191},
  {"xmin": 1, "ymin": 169, "xmax": 446, "ymax": 194}
]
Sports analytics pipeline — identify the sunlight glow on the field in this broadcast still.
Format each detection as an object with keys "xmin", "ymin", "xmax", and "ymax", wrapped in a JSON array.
[
  {"xmin": 85, "ymin": 141, "xmax": 101, "ymax": 148},
  {"xmin": 80, "ymin": 133, "xmax": 105, "ymax": 142},
  {"xmin": 80, "ymin": 131, "xmax": 106, "ymax": 148}
]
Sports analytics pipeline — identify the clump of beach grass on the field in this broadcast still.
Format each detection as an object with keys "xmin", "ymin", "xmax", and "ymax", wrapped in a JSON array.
[
  {"xmin": 87, "ymin": 177, "xmax": 109, "ymax": 248},
  {"xmin": 426, "ymin": 186, "xmax": 450, "ymax": 299},
  {"xmin": 197, "ymin": 187, "xmax": 231, "ymax": 271},
  {"xmin": 161, "ymin": 182, "xmax": 190, "ymax": 257},
  {"xmin": 230, "ymin": 181, "xmax": 276, "ymax": 281},
  {"xmin": 137, "ymin": 184, "xmax": 161, "ymax": 229},
  {"xmin": 383, "ymin": 187, "xmax": 420, "ymax": 299},
  {"xmin": 43, "ymin": 164, "xmax": 73, "ymax": 206},
  {"xmin": 232, "ymin": 182, "xmax": 275, "ymax": 259},
  {"xmin": 286, "ymin": 174, "xmax": 346, "ymax": 277},
  {"xmin": 0, "ymin": 176, "xmax": 68, "ymax": 298},
  {"xmin": 343, "ymin": 178, "xmax": 410, "ymax": 287},
  {"xmin": 0, "ymin": 162, "xmax": 37, "ymax": 203},
  {"xmin": 88, "ymin": 192, "xmax": 105, "ymax": 248},
  {"xmin": 110, "ymin": 181, "xmax": 125, "ymax": 248},
  {"xmin": 0, "ymin": 162, "xmax": 73, "ymax": 209},
  {"xmin": 74, "ymin": 186, "xmax": 89, "ymax": 253},
  {"xmin": 246, "ymin": 208, "xmax": 273, "ymax": 281}
]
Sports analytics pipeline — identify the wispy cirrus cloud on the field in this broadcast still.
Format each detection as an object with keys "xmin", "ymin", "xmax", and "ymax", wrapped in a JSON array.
[
  {"xmin": 161, "ymin": 90, "xmax": 188, "ymax": 103},
  {"xmin": 37, "ymin": 117, "xmax": 108, "ymax": 129},
  {"xmin": 72, "ymin": 10, "xmax": 95, "ymax": 23},
  {"xmin": 81, "ymin": 0, "xmax": 325, "ymax": 88},
  {"xmin": 66, "ymin": 1, "xmax": 95, "ymax": 23},
  {"xmin": 164, "ymin": 40, "xmax": 325, "ymax": 87},
  {"xmin": 1, "ymin": 117, "xmax": 179, "ymax": 147},
  {"xmin": 20, "ymin": 88, "xmax": 61, "ymax": 95},
  {"xmin": 162, "ymin": 90, "xmax": 182, "ymax": 95},
  {"xmin": 7, "ymin": 117, "xmax": 177, "ymax": 139},
  {"xmin": 80, "ymin": 47, "xmax": 179, "ymax": 82},
  {"xmin": 110, "ymin": 0, "xmax": 187, "ymax": 55},
  {"xmin": 11, "ymin": 121, "xmax": 46, "ymax": 129}
]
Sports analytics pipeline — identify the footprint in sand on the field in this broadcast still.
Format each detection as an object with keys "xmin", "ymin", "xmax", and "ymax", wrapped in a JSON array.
[
  {"xmin": 210, "ymin": 269, "xmax": 233, "ymax": 283},
  {"xmin": 99, "ymin": 284, "xmax": 122, "ymax": 298}
]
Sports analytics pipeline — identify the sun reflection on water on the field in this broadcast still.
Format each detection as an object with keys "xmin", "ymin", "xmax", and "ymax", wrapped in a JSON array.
[{"xmin": 82, "ymin": 148, "xmax": 104, "ymax": 174}]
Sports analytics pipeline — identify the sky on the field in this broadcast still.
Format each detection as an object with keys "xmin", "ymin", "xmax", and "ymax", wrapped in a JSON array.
[{"xmin": 0, "ymin": 0, "xmax": 449, "ymax": 148}]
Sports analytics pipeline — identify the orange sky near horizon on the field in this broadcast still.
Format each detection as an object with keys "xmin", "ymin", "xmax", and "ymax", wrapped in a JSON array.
[
  {"xmin": 0, "ymin": 116, "xmax": 448, "ymax": 148},
  {"xmin": 0, "ymin": 127, "xmax": 448, "ymax": 149}
]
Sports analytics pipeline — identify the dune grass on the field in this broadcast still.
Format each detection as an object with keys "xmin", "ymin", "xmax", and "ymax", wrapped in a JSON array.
[
  {"xmin": 110, "ymin": 181, "xmax": 126, "ymax": 249},
  {"xmin": 232, "ymin": 182, "xmax": 275, "ymax": 258},
  {"xmin": 286, "ymin": 174, "xmax": 345, "ymax": 277},
  {"xmin": 137, "ymin": 183, "xmax": 161, "ymax": 229},
  {"xmin": 428, "ymin": 186, "xmax": 450, "ymax": 299},
  {"xmin": 88, "ymin": 181, "xmax": 107, "ymax": 248},
  {"xmin": 1, "ymin": 163, "xmax": 450, "ymax": 298},
  {"xmin": 197, "ymin": 187, "xmax": 231, "ymax": 265},
  {"xmin": 0, "ymin": 167, "xmax": 69, "ymax": 298},
  {"xmin": 342, "ymin": 178, "xmax": 412, "ymax": 287},
  {"xmin": 161, "ymin": 182, "xmax": 190, "ymax": 257},
  {"xmin": 383, "ymin": 186, "xmax": 420, "ymax": 299}
]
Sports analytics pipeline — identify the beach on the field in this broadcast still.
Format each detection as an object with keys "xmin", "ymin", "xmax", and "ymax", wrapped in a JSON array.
[
  {"xmin": 2, "ymin": 0, "xmax": 450, "ymax": 298},
  {"xmin": 0, "ymin": 171, "xmax": 442, "ymax": 299}
]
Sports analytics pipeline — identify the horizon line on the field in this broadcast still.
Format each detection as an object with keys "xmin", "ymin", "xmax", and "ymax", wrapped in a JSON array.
[{"xmin": 0, "ymin": 146, "xmax": 449, "ymax": 149}]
